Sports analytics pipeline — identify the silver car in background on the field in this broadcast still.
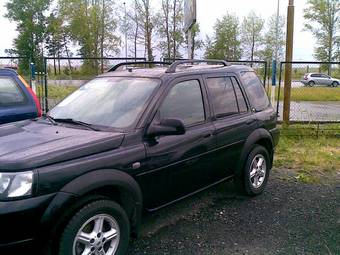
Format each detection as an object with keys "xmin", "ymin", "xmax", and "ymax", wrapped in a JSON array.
[{"xmin": 301, "ymin": 73, "xmax": 339, "ymax": 87}]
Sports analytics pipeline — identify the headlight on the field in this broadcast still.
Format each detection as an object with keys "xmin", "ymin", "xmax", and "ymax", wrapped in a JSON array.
[{"xmin": 0, "ymin": 171, "xmax": 34, "ymax": 199}]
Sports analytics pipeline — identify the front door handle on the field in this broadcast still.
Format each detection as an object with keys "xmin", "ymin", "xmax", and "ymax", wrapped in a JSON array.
[
  {"xmin": 202, "ymin": 132, "xmax": 212, "ymax": 139},
  {"xmin": 246, "ymin": 119, "xmax": 256, "ymax": 125}
]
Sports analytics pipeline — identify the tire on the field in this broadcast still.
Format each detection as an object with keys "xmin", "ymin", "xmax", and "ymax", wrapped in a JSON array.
[
  {"xmin": 243, "ymin": 145, "xmax": 270, "ymax": 196},
  {"xmin": 332, "ymin": 81, "xmax": 338, "ymax": 87},
  {"xmin": 308, "ymin": 81, "xmax": 315, "ymax": 87},
  {"xmin": 59, "ymin": 200, "xmax": 130, "ymax": 255}
]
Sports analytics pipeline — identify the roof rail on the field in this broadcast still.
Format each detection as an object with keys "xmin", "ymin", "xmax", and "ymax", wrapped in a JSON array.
[
  {"xmin": 165, "ymin": 59, "xmax": 229, "ymax": 73},
  {"xmin": 108, "ymin": 61, "xmax": 172, "ymax": 72}
]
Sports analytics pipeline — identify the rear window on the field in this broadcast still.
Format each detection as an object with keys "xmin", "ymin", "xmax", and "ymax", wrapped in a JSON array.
[
  {"xmin": 240, "ymin": 71, "xmax": 270, "ymax": 111},
  {"xmin": 0, "ymin": 77, "xmax": 26, "ymax": 106}
]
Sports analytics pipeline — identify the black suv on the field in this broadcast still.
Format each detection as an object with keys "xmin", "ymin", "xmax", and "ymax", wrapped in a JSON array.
[{"xmin": 0, "ymin": 60, "xmax": 279, "ymax": 255}]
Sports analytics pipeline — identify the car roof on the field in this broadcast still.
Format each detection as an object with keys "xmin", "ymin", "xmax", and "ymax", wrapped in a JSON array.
[
  {"xmin": 99, "ymin": 64, "xmax": 253, "ymax": 79},
  {"xmin": 0, "ymin": 68, "xmax": 18, "ymax": 76}
]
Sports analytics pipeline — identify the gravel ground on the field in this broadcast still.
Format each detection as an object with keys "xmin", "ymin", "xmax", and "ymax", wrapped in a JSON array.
[
  {"xmin": 127, "ymin": 170, "xmax": 340, "ymax": 255},
  {"xmin": 3, "ymin": 170, "xmax": 339, "ymax": 255}
]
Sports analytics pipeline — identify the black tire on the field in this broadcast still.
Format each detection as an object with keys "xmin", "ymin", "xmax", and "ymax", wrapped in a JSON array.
[
  {"xmin": 243, "ymin": 145, "xmax": 270, "ymax": 196},
  {"xmin": 308, "ymin": 81, "xmax": 315, "ymax": 87},
  {"xmin": 59, "ymin": 200, "xmax": 130, "ymax": 255},
  {"xmin": 332, "ymin": 81, "xmax": 338, "ymax": 87}
]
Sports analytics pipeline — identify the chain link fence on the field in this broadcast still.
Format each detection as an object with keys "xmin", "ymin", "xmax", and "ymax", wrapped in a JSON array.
[{"xmin": 276, "ymin": 61, "xmax": 340, "ymax": 123}]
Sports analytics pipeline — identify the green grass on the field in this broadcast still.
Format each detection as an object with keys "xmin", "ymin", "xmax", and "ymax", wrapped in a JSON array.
[
  {"xmin": 274, "ymin": 126, "xmax": 340, "ymax": 184},
  {"xmin": 270, "ymin": 87, "xmax": 340, "ymax": 101},
  {"xmin": 35, "ymin": 85, "xmax": 77, "ymax": 99}
]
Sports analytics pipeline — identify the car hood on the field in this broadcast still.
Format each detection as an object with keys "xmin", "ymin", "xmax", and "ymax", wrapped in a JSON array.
[{"xmin": 0, "ymin": 120, "xmax": 124, "ymax": 171}]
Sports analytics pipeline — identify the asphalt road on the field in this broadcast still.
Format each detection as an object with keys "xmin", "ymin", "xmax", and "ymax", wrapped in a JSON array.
[
  {"xmin": 277, "ymin": 101, "xmax": 340, "ymax": 122},
  {"xmin": 127, "ymin": 170, "xmax": 340, "ymax": 255}
]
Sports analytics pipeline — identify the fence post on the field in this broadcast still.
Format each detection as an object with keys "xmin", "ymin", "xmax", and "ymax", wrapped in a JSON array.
[
  {"xmin": 44, "ymin": 58, "xmax": 48, "ymax": 113},
  {"xmin": 276, "ymin": 62, "xmax": 283, "ymax": 116},
  {"xmin": 283, "ymin": 0, "xmax": 295, "ymax": 124},
  {"xmin": 263, "ymin": 61, "xmax": 267, "ymax": 88}
]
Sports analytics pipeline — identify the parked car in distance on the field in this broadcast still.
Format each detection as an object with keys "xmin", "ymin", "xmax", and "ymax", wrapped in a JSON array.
[
  {"xmin": 0, "ymin": 60, "xmax": 279, "ymax": 255},
  {"xmin": 301, "ymin": 73, "xmax": 339, "ymax": 87},
  {"xmin": 0, "ymin": 68, "xmax": 41, "ymax": 124}
]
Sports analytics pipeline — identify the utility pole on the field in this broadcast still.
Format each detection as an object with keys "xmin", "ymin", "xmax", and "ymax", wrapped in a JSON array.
[
  {"xmin": 124, "ymin": 2, "xmax": 128, "ymax": 60},
  {"xmin": 271, "ymin": 0, "xmax": 280, "ymax": 105},
  {"xmin": 283, "ymin": 0, "xmax": 294, "ymax": 124},
  {"xmin": 187, "ymin": 29, "xmax": 192, "ymax": 59}
]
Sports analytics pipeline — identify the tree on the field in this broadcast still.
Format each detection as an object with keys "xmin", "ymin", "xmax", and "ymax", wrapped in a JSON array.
[
  {"xmin": 241, "ymin": 11, "xmax": 264, "ymax": 62},
  {"xmin": 187, "ymin": 23, "xmax": 204, "ymax": 59},
  {"xmin": 304, "ymin": 0, "xmax": 340, "ymax": 71},
  {"xmin": 122, "ymin": 1, "xmax": 142, "ymax": 59},
  {"xmin": 135, "ymin": 0, "xmax": 155, "ymax": 61},
  {"xmin": 204, "ymin": 13, "xmax": 242, "ymax": 60},
  {"xmin": 5, "ymin": 0, "xmax": 51, "ymax": 72},
  {"xmin": 45, "ymin": 12, "xmax": 69, "ymax": 75},
  {"xmin": 260, "ymin": 14, "xmax": 285, "ymax": 62},
  {"xmin": 59, "ymin": 0, "xmax": 121, "ymax": 73},
  {"xmin": 156, "ymin": 0, "xmax": 184, "ymax": 59}
]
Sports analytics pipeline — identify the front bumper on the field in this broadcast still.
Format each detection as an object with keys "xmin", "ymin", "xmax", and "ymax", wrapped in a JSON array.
[{"xmin": 0, "ymin": 193, "xmax": 55, "ymax": 247}]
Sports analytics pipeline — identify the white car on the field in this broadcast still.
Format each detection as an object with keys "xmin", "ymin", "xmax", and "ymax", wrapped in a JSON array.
[{"xmin": 301, "ymin": 73, "xmax": 339, "ymax": 87}]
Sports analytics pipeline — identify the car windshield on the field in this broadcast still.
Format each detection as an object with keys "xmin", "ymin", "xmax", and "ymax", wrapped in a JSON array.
[{"xmin": 49, "ymin": 77, "xmax": 159, "ymax": 129}]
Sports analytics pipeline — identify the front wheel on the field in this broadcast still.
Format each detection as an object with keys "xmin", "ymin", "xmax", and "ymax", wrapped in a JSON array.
[
  {"xmin": 332, "ymin": 81, "xmax": 338, "ymax": 87},
  {"xmin": 243, "ymin": 145, "xmax": 270, "ymax": 196},
  {"xmin": 59, "ymin": 200, "xmax": 130, "ymax": 255}
]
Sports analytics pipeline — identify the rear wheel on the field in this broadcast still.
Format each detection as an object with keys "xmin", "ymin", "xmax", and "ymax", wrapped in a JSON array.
[
  {"xmin": 243, "ymin": 145, "xmax": 270, "ymax": 196},
  {"xmin": 308, "ymin": 80, "xmax": 315, "ymax": 87},
  {"xmin": 59, "ymin": 200, "xmax": 130, "ymax": 255}
]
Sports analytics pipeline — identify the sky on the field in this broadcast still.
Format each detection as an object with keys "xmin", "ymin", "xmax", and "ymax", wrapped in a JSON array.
[{"xmin": 0, "ymin": 0, "xmax": 316, "ymax": 60}]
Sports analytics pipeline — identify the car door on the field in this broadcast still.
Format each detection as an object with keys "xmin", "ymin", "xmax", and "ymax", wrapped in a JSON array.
[
  {"xmin": 0, "ymin": 75, "xmax": 35, "ymax": 124},
  {"xmin": 204, "ymin": 74, "xmax": 257, "ymax": 176},
  {"xmin": 142, "ymin": 76, "xmax": 217, "ymax": 209},
  {"xmin": 320, "ymin": 74, "xmax": 332, "ymax": 86},
  {"xmin": 310, "ymin": 74, "xmax": 320, "ymax": 85}
]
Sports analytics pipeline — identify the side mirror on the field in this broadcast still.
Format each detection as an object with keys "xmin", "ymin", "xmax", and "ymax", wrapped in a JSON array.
[{"xmin": 147, "ymin": 118, "xmax": 186, "ymax": 137}]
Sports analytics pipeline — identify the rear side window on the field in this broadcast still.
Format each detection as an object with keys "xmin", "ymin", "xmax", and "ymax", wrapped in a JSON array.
[
  {"xmin": 0, "ymin": 77, "xmax": 26, "ymax": 106},
  {"xmin": 240, "ymin": 71, "xmax": 270, "ymax": 111},
  {"xmin": 231, "ymin": 77, "xmax": 248, "ymax": 113},
  {"xmin": 206, "ymin": 77, "xmax": 239, "ymax": 117},
  {"xmin": 311, "ymin": 74, "xmax": 320, "ymax": 77},
  {"xmin": 159, "ymin": 80, "xmax": 205, "ymax": 126}
]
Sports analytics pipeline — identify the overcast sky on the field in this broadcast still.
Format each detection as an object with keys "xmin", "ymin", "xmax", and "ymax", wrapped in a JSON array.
[{"xmin": 0, "ymin": 0, "xmax": 316, "ymax": 60}]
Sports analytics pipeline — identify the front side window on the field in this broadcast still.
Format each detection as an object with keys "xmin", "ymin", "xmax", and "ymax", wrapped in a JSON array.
[
  {"xmin": 159, "ymin": 80, "xmax": 205, "ymax": 126},
  {"xmin": 206, "ymin": 77, "xmax": 239, "ymax": 117},
  {"xmin": 240, "ymin": 71, "xmax": 270, "ymax": 111},
  {"xmin": 49, "ymin": 77, "xmax": 159, "ymax": 129},
  {"xmin": 0, "ymin": 77, "xmax": 26, "ymax": 106}
]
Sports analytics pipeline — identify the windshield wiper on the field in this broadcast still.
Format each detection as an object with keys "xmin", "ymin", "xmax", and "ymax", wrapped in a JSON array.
[
  {"xmin": 43, "ymin": 114, "xmax": 58, "ymax": 125},
  {"xmin": 53, "ymin": 118, "xmax": 101, "ymax": 131}
]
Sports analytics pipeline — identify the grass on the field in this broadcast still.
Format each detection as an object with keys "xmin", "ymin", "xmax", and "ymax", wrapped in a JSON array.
[
  {"xmin": 35, "ymin": 85, "xmax": 77, "ymax": 99},
  {"xmin": 268, "ymin": 87, "xmax": 340, "ymax": 101},
  {"xmin": 274, "ymin": 125, "xmax": 340, "ymax": 184}
]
